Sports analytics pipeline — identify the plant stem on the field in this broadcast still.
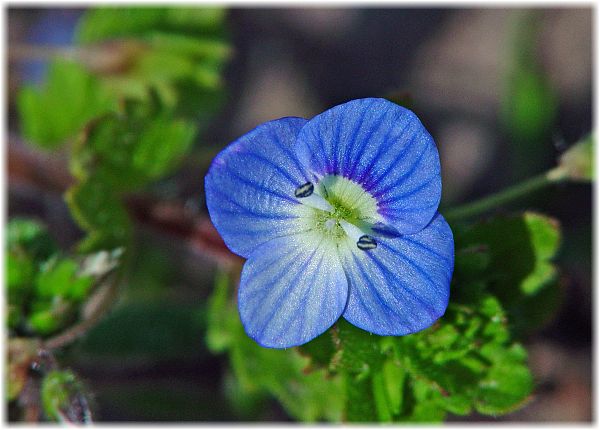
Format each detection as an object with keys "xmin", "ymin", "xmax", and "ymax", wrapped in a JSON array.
[{"xmin": 443, "ymin": 168, "xmax": 566, "ymax": 221}]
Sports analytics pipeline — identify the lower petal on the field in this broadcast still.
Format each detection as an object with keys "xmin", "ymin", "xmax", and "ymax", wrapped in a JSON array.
[
  {"xmin": 340, "ymin": 213, "xmax": 454, "ymax": 335},
  {"xmin": 238, "ymin": 232, "xmax": 348, "ymax": 348}
]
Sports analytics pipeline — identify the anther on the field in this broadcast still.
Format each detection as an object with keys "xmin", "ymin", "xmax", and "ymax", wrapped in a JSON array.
[
  {"xmin": 357, "ymin": 235, "xmax": 377, "ymax": 251},
  {"xmin": 295, "ymin": 182, "xmax": 314, "ymax": 198}
]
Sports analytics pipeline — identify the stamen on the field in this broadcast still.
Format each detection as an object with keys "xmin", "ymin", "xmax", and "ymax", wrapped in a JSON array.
[
  {"xmin": 298, "ymin": 191, "xmax": 334, "ymax": 212},
  {"xmin": 357, "ymin": 235, "xmax": 377, "ymax": 251},
  {"xmin": 339, "ymin": 220, "xmax": 366, "ymax": 243},
  {"xmin": 295, "ymin": 182, "xmax": 314, "ymax": 198}
]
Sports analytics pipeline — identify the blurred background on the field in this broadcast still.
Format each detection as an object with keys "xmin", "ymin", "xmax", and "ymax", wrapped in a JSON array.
[{"xmin": 7, "ymin": 7, "xmax": 592, "ymax": 422}]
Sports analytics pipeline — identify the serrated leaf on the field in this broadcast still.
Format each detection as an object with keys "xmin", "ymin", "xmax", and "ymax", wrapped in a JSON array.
[
  {"xmin": 474, "ymin": 344, "xmax": 533, "ymax": 415},
  {"xmin": 18, "ymin": 60, "xmax": 116, "ymax": 148}
]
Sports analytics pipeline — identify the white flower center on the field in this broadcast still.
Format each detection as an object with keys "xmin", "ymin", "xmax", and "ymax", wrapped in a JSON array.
[{"xmin": 295, "ymin": 175, "xmax": 382, "ymax": 251}]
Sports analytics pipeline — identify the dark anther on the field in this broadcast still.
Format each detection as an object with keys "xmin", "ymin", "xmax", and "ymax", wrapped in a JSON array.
[
  {"xmin": 295, "ymin": 182, "xmax": 314, "ymax": 198},
  {"xmin": 357, "ymin": 235, "xmax": 377, "ymax": 251}
]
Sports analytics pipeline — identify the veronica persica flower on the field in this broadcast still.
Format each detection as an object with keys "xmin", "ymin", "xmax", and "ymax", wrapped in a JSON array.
[{"xmin": 205, "ymin": 98, "xmax": 454, "ymax": 349}]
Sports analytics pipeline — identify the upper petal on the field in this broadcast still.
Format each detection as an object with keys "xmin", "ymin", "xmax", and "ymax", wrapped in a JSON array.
[
  {"xmin": 295, "ymin": 98, "xmax": 441, "ymax": 234},
  {"xmin": 340, "ymin": 212, "xmax": 454, "ymax": 336},
  {"xmin": 238, "ymin": 232, "xmax": 348, "ymax": 348},
  {"xmin": 205, "ymin": 117, "xmax": 312, "ymax": 258}
]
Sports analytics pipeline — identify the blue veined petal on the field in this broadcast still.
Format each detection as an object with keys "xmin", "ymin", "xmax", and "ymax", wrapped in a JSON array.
[
  {"xmin": 295, "ymin": 98, "xmax": 441, "ymax": 234},
  {"xmin": 340, "ymin": 213, "xmax": 454, "ymax": 336},
  {"xmin": 238, "ymin": 232, "xmax": 348, "ymax": 349},
  {"xmin": 205, "ymin": 117, "xmax": 313, "ymax": 258}
]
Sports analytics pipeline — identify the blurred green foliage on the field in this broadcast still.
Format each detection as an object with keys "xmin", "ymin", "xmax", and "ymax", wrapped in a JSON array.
[
  {"xmin": 6, "ymin": 218, "xmax": 122, "ymax": 338},
  {"xmin": 17, "ymin": 6, "xmax": 230, "ymax": 252},
  {"xmin": 501, "ymin": 10, "xmax": 559, "ymax": 180},
  {"xmin": 18, "ymin": 60, "xmax": 117, "ymax": 149}
]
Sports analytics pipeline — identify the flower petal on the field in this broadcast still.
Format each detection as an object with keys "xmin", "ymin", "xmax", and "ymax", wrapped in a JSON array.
[
  {"xmin": 340, "ymin": 213, "xmax": 453, "ymax": 336},
  {"xmin": 295, "ymin": 98, "xmax": 441, "ymax": 234},
  {"xmin": 238, "ymin": 233, "xmax": 348, "ymax": 348},
  {"xmin": 205, "ymin": 117, "xmax": 313, "ymax": 258}
]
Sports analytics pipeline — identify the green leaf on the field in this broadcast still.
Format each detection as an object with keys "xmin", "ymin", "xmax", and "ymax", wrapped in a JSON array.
[
  {"xmin": 75, "ymin": 7, "xmax": 168, "ymax": 43},
  {"xmin": 71, "ymin": 110, "xmax": 197, "ymax": 190},
  {"xmin": 381, "ymin": 358, "xmax": 405, "ymax": 416},
  {"xmin": 27, "ymin": 308, "xmax": 66, "ymax": 335},
  {"xmin": 205, "ymin": 270, "xmax": 236, "ymax": 353},
  {"xmin": 229, "ymin": 332, "xmax": 345, "ymax": 422},
  {"xmin": 386, "ymin": 286, "xmax": 532, "ymax": 421},
  {"xmin": 474, "ymin": 344, "xmax": 533, "ymax": 415},
  {"xmin": 147, "ymin": 32, "xmax": 232, "ymax": 64},
  {"xmin": 74, "ymin": 7, "xmax": 229, "ymax": 127},
  {"xmin": 298, "ymin": 330, "xmax": 337, "ymax": 371},
  {"xmin": 457, "ymin": 212, "xmax": 562, "ymax": 334},
  {"xmin": 7, "ymin": 218, "xmax": 58, "ymax": 262},
  {"xmin": 76, "ymin": 7, "xmax": 226, "ymax": 44},
  {"xmin": 6, "ymin": 252, "xmax": 34, "ymax": 300},
  {"xmin": 453, "ymin": 245, "xmax": 490, "ymax": 282},
  {"xmin": 405, "ymin": 378, "xmax": 448, "ymax": 422},
  {"xmin": 65, "ymin": 178, "xmax": 132, "ymax": 252},
  {"xmin": 17, "ymin": 60, "xmax": 116, "ymax": 149},
  {"xmin": 41, "ymin": 370, "xmax": 92, "ymax": 423},
  {"xmin": 345, "ymin": 374, "xmax": 377, "ymax": 422},
  {"xmin": 334, "ymin": 319, "xmax": 384, "ymax": 375},
  {"xmin": 35, "ymin": 258, "xmax": 93, "ymax": 301},
  {"xmin": 163, "ymin": 8, "xmax": 227, "ymax": 34}
]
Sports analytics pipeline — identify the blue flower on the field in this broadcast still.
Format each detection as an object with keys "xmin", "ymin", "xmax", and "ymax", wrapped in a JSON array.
[{"xmin": 205, "ymin": 98, "xmax": 454, "ymax": 349}]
